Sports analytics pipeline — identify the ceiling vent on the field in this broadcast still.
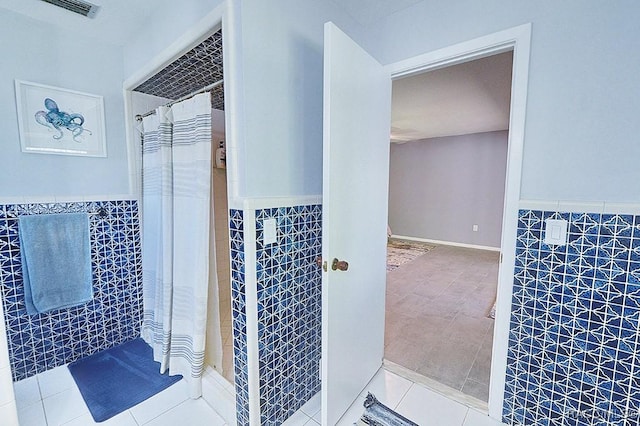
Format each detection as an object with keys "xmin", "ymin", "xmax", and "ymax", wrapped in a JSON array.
[{"xmin": 40, "ymin": 0, "xmax": 100, "ymax": 18}]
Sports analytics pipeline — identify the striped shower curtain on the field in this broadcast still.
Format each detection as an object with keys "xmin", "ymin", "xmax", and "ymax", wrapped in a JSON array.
[{"xmin": 141, "ymin": 92, "xmax": 212, "ymax": 398}]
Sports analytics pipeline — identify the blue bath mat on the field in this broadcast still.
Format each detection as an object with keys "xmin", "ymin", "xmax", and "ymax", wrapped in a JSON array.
[{"xmin": 68, "ymin": 338, "xmax": 182, "ymax": 422}]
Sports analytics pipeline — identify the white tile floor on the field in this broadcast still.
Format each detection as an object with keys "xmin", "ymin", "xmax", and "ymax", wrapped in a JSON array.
[
  {"xmin": 283, "ymin": 368, "xmax": 506, "ymax": 426},
  {"xmin": 14, "ymin": 364, "xmax": 505, "ymax": 425},
  {"xmin": 13, "ymin": 365, "xmax": 226, "ymax": 426}
]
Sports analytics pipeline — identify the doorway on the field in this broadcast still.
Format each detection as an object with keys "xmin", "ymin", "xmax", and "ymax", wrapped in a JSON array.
[
  {"xmin": 384, "ymin": 51, "xmax": 513, "ymax": 403},
  {"xmin": 124, "ymin": 24, "xmax": 235, "ymax": 386},
  {"xmin": 380, "ymin": 26, "xmax": 531, "ymax": 419}
]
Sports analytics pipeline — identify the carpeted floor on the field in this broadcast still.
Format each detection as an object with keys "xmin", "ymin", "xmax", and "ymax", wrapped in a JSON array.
[
  {"xmin": 385, "ymin": 244, "xmax": 498, "ymax": 402},
  {"xmin": 386, "ymin": 239, "xmax": 435, "ymax": 271}
]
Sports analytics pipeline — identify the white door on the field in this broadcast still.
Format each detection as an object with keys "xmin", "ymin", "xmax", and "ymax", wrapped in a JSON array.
[{"xmin": 321, "ymin": 22, "xmax": 391, "ymax": 425}]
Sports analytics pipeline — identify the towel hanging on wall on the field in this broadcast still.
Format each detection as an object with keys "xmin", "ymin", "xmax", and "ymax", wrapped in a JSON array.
[{"xmin": 19, "ymin": 213, "xmax": 93, "ymax": 315}]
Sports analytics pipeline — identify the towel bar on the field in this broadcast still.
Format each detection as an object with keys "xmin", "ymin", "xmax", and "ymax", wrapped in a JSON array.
[{"xmin": 3, "ymin": 208, "xmax": 108, "ymax": 221}]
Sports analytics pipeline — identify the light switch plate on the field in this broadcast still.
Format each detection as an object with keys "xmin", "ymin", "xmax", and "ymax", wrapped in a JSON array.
[
  {"xmin": 264, "ymin": 218, "xmax": 277, "ymax": 245},
  {"xmin": 544, "ymin": 218, "xmax": 568, "ymax": 246}
]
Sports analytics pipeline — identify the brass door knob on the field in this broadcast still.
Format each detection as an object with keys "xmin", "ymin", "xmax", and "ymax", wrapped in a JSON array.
[{"xmin": 331, "ymin": 258, "xmax": 349, "ymax": 271}]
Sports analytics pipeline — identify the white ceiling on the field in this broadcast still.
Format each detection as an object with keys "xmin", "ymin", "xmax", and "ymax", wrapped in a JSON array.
[
  {"xmin": 0, "ymin": 0, "xmax": 422, "ymax": 45},
  {"xmin": 0, "ymin": 0, "xmax": 163, "ymax": 46},
  {"xmin": 391, "ymin": 51, "xmax": 513, "ymax": 143},
  {"xmin": 2, "ymin": 0, "xmax": 513, "ymax": 142}
]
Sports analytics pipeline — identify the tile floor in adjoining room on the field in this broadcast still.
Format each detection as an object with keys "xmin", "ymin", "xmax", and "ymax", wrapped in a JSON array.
[
  {"xmin": 385, "ymin": 244, "xmax": 499, "ymax": 402},
  {"xmin": 13, "ymin": 363, "xmax": 505, "ymax": 425}
]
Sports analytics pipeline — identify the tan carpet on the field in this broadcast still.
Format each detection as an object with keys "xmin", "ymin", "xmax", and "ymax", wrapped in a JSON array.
[{"xmin": 385, "ymin": 245, "xmax": 499, "ymax": 402}]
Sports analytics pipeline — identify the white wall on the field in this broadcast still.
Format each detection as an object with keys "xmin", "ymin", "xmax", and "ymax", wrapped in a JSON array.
[
  {"xmin": 233, "ymin": 0, "xmax": 361, "ymax": 198},
  {"xmin": 0, "ymin": 10, "xmax": 130, "ymax": 198},
  {"xmin": 357, "ymin": 1, "xmax": 640, "ymax": 203},
  {"xmin": 123, "ymin": 0, "xmax": 225, "ymax": 79},
  {"xmin": 0, "ymin": 301, "xmax": 18, "ymax": 425},
  {"xmin": 122, "ymin": 0, "xmax": 362, "ymax": 199},
  {"xmin": 389, "ymin": 131, "xmax": 508, "ymax": 247}
]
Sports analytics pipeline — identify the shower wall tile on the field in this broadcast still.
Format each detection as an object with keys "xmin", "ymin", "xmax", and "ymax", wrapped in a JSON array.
[
  {"xmin": 0, "ymin": 200, "xmax": 142, "ymax": 381},
  {"xmin": 503, "ymin": 209, "xmax": 640, "ymax": 426},
  {"xmin": 229, "ymin": 209, "xmax": 249, "ymax": 426},
  {"xmin": 255, "ymin": 205, "xmax": 322, "ymax": 425}
]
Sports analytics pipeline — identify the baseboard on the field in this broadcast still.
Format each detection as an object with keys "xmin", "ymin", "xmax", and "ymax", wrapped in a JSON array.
[
  {"xmin": 391, "ymin": 235, "xmax": 500, "ymax": 252},
  {"xmin": 201, "ymin": 366, "xmax": 236, "ymax": 425}
]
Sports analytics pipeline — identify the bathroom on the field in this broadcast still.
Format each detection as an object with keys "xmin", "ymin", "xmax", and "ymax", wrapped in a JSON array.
[
  {"xmin": 2, "ymin": 1, "xmax": 640, "ymax": 426},
  {"xmin": 0, "ymin": 1, "xmax": 324, "ymax": 424}
]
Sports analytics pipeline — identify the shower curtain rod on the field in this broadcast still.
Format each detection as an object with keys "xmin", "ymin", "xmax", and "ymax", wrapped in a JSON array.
[{"xmin": 135, "ymin": 78, "xmax": 224, "ymax": 121}]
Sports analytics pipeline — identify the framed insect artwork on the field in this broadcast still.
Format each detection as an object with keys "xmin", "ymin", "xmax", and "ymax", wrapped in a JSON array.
[{"xmin": 14, "ymin": 80, "xmax": 106, "ymax": 157}]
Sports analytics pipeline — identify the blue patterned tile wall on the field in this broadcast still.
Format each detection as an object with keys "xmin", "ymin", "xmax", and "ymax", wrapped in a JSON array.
[
  {"xmin": 255, "ymin": 205, "xmax": 322, "ymax": 425},
  {"xmin": 229, "ymin": 209, "xmax": 250, "ymax": 426},
  {"xmin": 504, "ymin": 210, "xmax": 640, "ymax": 426},
  {"xmin": 0, "ymin": 200, "xmax": 142, "ymax": 381}
]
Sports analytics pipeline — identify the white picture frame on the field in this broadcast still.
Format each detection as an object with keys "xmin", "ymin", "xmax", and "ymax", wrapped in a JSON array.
[{"xmin": 15, "ymin": 80, "xmax": 107, "ymax": 157}]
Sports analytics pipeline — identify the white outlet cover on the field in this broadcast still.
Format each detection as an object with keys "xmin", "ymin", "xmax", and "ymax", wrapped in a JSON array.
[
  {"xmin": 264, "ymin": 218, "xmax": 277, "ymax": 245},
  {"xmin": 544, "ymin": 218, "xmax": 568, "ymax": 246}
]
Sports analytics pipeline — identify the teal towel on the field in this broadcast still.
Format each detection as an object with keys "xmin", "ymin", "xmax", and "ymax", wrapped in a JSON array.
[{"xmin": 19, "ymin": 213, "xmax": 93, "ymax": 315}]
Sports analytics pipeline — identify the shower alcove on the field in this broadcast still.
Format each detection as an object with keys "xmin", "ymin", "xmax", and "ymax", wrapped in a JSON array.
[{"xmin": 129, "ymin": 27, "xmax": 234, "ymax": 385}]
